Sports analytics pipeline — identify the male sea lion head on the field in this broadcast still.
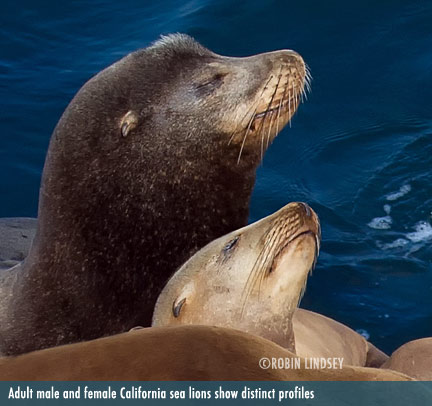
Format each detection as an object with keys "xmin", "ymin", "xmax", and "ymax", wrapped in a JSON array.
[
  {"xmin": 75, "ymin": 33, "xmax": 308, "ymax": 167},
  {"xmin": 152, "ymin": 202, "xmax": 320, "ymax": 351},
  {"xmin": 47, "ymin": 33, "xmax": 309, "ymax": 203},
  {"xmin": 44, "ymin": 33, "xmax": 310, "ymax": 222},
  {"xmin": 138, "ymin": 34, "xmax": 310, "ymax": 163}
]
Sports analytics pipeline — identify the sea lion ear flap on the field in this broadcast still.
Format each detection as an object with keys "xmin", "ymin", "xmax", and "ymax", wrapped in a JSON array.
[
  {"xmin": 172, "ymin": 297, "xmax": 186, "ymax": 318},
  {"xmin": 129, "ymin": 326, "xmax": 144, "ymax": 331},
  {"xmin": 172, "ymin": 281, "xmax": 195, "ymax": 318},
  {"xmin": 120, "ymin": 111, "xmax": 139, "ymax": 137}
]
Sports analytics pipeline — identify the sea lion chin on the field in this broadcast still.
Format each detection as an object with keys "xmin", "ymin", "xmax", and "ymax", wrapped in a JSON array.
[
  {"xmin": 0, "ymin": 34, "xmax": 309, "ymax": 356},
  {"xmin": 152, "ymin": 202, "xmax": 320, "ymax": 353}
]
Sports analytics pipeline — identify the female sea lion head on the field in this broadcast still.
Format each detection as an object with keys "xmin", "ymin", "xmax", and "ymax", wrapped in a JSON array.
[{"xmin": 152, "ymin": 202, "xmax": 320, "ymax": 351}]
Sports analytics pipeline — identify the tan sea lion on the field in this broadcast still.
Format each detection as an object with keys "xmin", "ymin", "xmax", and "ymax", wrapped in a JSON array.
[
  {"xmin": 0, "ymin": 325, "xmax": 412, "ymax": 381},
  {"xmin": 366, "ymin": 341, "xmax": 390, "ymax": 368},
  {"xmin": 153, "ymin": 202, "xmax": 320, "ymax": 353},
  {"xmin": 293, "ymin": 309, "xmax": 389, "ymax": 367},
  {"xmin": 0, "ymin": 34, "xmax": 309, "ymax": 355},
  {"xmin": 152, "ymin": 203, "xmax": 389, "ymax": 366},
  {"xmin": 381, "ymin": 337, "xmax": 432, "ymax": 380}
]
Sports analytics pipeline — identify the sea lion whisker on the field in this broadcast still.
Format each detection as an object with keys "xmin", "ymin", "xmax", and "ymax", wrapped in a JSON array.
[
  {"xmin": 274, "ymin": 79, "xmax": 288, "ymax": 143},
  {"xmin": 238, "ymin": 71, "xmax": 279, "ymax": 163},
  {"xmin": 228, "ymin": 91, "xmax": 264, "ymax": 146},
  {"xmin": 301, "ymin": 80, "xmax": 308, "ymax": 101},
  {"xmin": 294, "ymin": 64, "xmax": 308, "ymax": 103},
  {"xmin": 259, "ymin": 232, "xmax": 284, "ymax": 275},
  {"xmin": 240, "ymin": 270, "xmax": 260, "ymax": 316},
  {"xmin": 255, "ymin": 68, "xmax": 282, "ymax": 160},
  {"xmin": 253, "ymin": 230, "xmax": 279, "ymax": 299},
  {"xmin": 228, "ymin": 73, "xmax": 274, "ymax": 147},
  {"xmin": 304, "ymin": 64, "xmax": 312, "ymax": 93},
  {"xmin": 237, "ymin": 105, "xmax": 258, "ymax": 164},
  {"xmin": 246, "ymin": 226, "xmax": 284, "ymax": 304},
  {"xmin": 288, "ymin": 88, "xmax": 292, "ymax": 128},
  {"xmin": 262, "ymin": 65, "xmax": 284, "ymax": 150},
  {"xmin": 240, "ymin": 228, "xmax": 278, "ymax": 314},
  {"xmin": 254, "ymin": 222, "xmax": 297, "ymax": 300},
  {"xmin": 258, "ymin": 103, "xmax": 272, "ymax": 162},
  {"xmin": 265, "ymin": 102, "xmax": 278, "ymax": 149},
  {"xmin": 228, "ymin": 101, "xmax": 258, "ymax": 145}
]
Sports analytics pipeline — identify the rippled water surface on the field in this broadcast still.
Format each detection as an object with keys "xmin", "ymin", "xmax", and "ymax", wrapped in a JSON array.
[{"xmin": 1, "ymin": 0, "xmax": 431, "ymax": 353}]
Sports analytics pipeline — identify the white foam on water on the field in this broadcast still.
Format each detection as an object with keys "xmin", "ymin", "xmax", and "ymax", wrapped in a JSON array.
[
  {"xmin": 406, "ymin": 221, "xmax": 432, "ymax": 243},
  {"xmin": 368, "ymin": 183, "xmax": 432, "ymax": 252},
  {"xmin": 377, "ymin": 238, "xmax": 409, "ymax": 250},
  {"xmin": 376, "ymin": 222, "xmax": 432, "ymax": 251},
  {"xmin": 385, "ymin": 184, "xmax": 411, "ymax": 201},
  {"xmin": 383, "ymin": 204, "xmax": 391, "ymax": 215},
  {"xmin": 367, "ymin": 215, "xmax": 392, "ymax": 230}
]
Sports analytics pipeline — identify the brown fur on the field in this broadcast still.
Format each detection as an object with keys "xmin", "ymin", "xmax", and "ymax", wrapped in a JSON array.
[
  {"xmin": 0, "ymin": 325, "xmax": 412, "ymax": 381},
  {"xmin": 293, "ymin": 309, "xmax": 369, "ymax": 366},
  {"xmin": 293, "ymin": 309, "xmax": 389, "ymax": 367},
  {"xmin": 365, "ymin": 342, "xmax": 389, "ymax": 368},
  {"xmin": 381, "ymin": 338, "xmax": 432, "ymax": 380}
]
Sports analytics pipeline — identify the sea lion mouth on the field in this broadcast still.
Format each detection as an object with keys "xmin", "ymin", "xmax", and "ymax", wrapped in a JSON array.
[
  {"xmin": 269, "ymin": 229, "xmax": 320, "ymax": 276},
  {"xmin": 240, "ymin": 202, "xmax": 320, "ymax": 313},
  {"xmin": 253, "ymin": 93, "xmax": 301, "ymax": 124},
  {"xmin": 231, "ymin": 60, "xmax": 311, "ymax": 163},
  {"xmin": 254, "ymin": 97, "xmax": 295, "ymax": 119}
]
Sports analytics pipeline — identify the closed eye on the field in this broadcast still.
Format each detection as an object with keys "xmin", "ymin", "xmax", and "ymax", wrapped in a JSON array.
[
  {"xmin": 196, "ymin": 72, "xmax": 228, "ymax": 92},
  {"xmin": 222, "ymin": 236, "xmax": 239, "ymax": 254}
]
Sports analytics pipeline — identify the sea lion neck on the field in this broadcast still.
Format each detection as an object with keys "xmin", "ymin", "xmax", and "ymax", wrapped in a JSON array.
[
  {"xmin": 22, "ymin": 114, "xmax": 260, "ymax": 323},
  {"xmin": 28, "ymin": 129, "xmax": 258, "ymax": 264}
]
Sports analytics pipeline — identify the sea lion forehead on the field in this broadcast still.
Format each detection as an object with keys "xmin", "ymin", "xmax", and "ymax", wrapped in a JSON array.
[{"xmin": 147, "ymin": 33, "xmax": 216, "ymax": 59}]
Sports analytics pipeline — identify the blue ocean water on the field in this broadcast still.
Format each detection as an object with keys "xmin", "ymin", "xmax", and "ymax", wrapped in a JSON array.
[{"xmin": 0, "ymin": 0, "xmax": 431, "ymax": 354}]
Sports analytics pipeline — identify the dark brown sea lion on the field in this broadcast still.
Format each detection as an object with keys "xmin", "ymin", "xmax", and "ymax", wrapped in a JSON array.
[
  {"xmin": 152, "ymin": 202, "xmax": 321, "ymax": 352},
  {"xmin": 0, "ymin": 34, "xmax": 308, "ymax": 355},
  {"xmin": 0, "ymin": 325, "xmax": 412, "ymax": 381},
  {"xmin": 381, "ymin": 337, "xmax": 432, "ymax": 380}
]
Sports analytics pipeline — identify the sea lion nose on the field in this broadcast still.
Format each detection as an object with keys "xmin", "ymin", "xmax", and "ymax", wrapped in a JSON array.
[
  {"xmin": 296, "ymin": 202, "xmax": 320, "ymax": 240},
  {"xmin": 299, "ymin": 202, "xmax": 312, "ymax": 218}
]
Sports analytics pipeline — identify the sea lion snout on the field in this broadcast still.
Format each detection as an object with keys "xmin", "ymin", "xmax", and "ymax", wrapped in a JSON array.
[
  {"xmin": 266, "ymin": 49, "xmax": 307, "ymax": 84},
  {"xmin": 220, "ymin": 48, "xmax": 309, "ymax": 161},
  {"xmin": 299, "ymin": 201, "xmax": 312, "ymax": 217},
  {"xmin": 270, "ymin": 202, "xmax": 320, "ymax": 244}
]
